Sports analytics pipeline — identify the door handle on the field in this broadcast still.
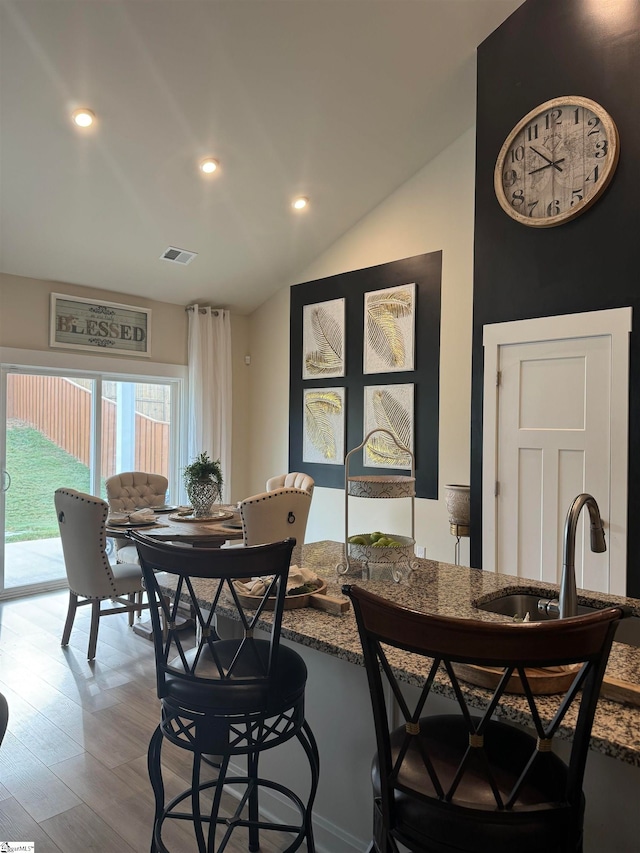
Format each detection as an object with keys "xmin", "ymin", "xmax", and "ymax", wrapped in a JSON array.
[{"xmin": 2, "ymin": 470, "xmax": 10, "ymax": 492}]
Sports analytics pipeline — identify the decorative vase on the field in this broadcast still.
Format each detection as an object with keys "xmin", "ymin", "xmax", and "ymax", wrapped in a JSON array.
[
  {"xmin": 187, "ymin": 481, "xmax": 220, "ymax": 518},
  {"xmin": 444, "ymin": 484, "xmax": 470, "ymax": 527}
]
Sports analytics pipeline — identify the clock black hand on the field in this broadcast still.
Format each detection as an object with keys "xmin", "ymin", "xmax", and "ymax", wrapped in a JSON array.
[
  {"xmin": 530, "ymin": 146, "xmax": 555, "ymax": 165},
  {"xmin": 528, "ymin": 157, "xmax": 565, "ymax": 175}
]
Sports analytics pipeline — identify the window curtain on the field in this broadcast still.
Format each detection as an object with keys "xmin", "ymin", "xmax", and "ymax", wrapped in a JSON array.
[{"xmin": 187, "ymin": 306, "xmax": 232, "ymax": 503}]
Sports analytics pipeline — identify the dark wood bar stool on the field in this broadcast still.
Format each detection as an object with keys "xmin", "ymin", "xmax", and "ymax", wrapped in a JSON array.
[
  {"xmin": 131, "ymin": 532, "xmax": 319, "ymax": 853},
  {"xmin": 344, "ymin": 584, "xmax": 627, "ymax": 853}
]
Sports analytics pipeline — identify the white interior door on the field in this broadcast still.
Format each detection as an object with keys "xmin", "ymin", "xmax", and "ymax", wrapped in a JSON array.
[
  {"xmin": 483, "ymin": 308, "xmax": 631, "ymax": 596},
  {"xmin": 497, "ymin": 336, "xmax": 609, "ymax": 590}
]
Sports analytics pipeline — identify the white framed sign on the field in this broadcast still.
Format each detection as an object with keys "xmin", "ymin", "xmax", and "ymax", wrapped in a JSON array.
[{"xmin": 50, "ymin": 293, "xmax": 152, "ymax": 357}]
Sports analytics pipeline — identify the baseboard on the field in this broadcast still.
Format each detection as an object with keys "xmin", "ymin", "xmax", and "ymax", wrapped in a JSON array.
[{"xmin": 226, "ymin": 759, "xmax": 368, "ymax": 853}]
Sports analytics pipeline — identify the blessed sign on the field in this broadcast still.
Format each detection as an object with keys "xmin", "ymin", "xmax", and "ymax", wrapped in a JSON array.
[{"xmin": 50, "ymin": 293, "xmax": 152, "ymax": 357}]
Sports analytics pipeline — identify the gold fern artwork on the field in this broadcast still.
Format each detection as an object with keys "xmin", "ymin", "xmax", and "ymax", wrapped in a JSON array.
[
  {"xmin": 364, "ymin": 283, "xmax": 415, "ymax": 374},
  {"xmin": 363, "ymin": 384, "xmax": 414, "ymax": 468},
  {"xmin": 303, "ymin": 388, "xmax": 345, "ymax": 465},
  {"xmin": 303, "ymin": 298, "xmax": 345, "ymax": 379}
]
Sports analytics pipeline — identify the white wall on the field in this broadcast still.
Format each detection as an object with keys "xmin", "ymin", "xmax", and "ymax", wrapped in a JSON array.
[{"xmin": 248, "ymin": 127, "xmax": 476, "ymax": 565}]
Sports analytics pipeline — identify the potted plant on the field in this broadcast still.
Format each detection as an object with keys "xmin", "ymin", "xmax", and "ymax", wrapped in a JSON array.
[{"xmin": 183, "ymin": 452, "xmax": 223, "ymax": 517}]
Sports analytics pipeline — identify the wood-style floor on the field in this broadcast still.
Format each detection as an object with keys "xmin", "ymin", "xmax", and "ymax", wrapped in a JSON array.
[{"xmin": 0, "ymin": 589, "xmax": 305, "ymax": 852}]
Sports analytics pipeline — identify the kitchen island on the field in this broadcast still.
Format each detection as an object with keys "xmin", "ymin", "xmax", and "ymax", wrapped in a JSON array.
[{"xmin": 166, "ymin": 541, "xmax": 640, "ymax": 852}]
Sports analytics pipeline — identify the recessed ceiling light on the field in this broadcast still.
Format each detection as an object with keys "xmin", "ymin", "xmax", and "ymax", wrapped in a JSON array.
[
  {"xmin": 71, "ymin": 108, "xmax": 95, "ymax": 128},
  {"xmin": 199, "ymin": 158, "xmax": 219, "ymax": 174},
  {"xmin": 292, "ymin": 197, "xmax": 309, "ymax": 211}
]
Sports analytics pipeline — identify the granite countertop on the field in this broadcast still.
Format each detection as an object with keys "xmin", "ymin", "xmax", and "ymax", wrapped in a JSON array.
[{"xmin": 168, "ymin": 540, "xmax": 640, "ymax": 767}]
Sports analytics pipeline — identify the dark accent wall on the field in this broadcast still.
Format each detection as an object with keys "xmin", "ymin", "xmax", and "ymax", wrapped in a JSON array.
[
  {"xmin": 472, "ymin": 0, "xmax": 640, "ymax": 595},
  {"xmin": 289, "ymin": 253, "xmax": 442, "ymax": 498}
]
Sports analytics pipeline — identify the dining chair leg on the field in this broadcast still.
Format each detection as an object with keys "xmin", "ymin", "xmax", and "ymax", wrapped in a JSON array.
[
  {"xmin": 128, "ymin": 593, "xmax": 135, "ymax": 626},
  {"xmin": 88, "ymin": 599, "xmax": 100, "ymax": 660},
  {"xmin": 61, "ymin": 592, "xmax": 78, "ymax": 646}
]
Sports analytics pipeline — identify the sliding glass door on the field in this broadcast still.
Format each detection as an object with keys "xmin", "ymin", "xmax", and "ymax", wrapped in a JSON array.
[{"xmin": 0, "ymin": 366, "xmax": 181, "ymax": 597}]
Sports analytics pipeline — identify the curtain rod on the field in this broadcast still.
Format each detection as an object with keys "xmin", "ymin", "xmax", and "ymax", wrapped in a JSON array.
[{"xmin": 185, "ymin": 306, "xmax": 220, "ymax": 316}]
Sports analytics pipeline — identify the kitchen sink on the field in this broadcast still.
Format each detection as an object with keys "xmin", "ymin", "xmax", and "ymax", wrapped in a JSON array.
[{"xmin": 474, "ymin": 592, "xmax": 640, "ymax": 648}]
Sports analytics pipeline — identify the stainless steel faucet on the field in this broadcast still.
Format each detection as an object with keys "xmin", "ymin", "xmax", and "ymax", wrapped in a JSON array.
[{"xmin": 558, "ymin": 493, "xmax": 607, "ymax": 618}]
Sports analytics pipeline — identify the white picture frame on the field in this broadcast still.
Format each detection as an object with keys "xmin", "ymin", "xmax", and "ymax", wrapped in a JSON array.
[
  {"xmin": 303, "ymin": 387, "xmax": 345, "ymax": 465},
  {"xmin": 363, "ymin": 282, "xmax": 415, "ymax": 374},
  {"xmin": 302, "ymin": 298, "xmax": 345, "ymax": 379},
  {"xmin": 363, "ymin": 383, "xmax": 414, "ymax": 468}
]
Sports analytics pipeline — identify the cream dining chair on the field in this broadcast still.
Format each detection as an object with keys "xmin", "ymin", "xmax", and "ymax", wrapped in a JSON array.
[
  {"xmin": 240, "ymin": 487, "xmax": 312, "ymax": 567},
  {"xmin": 105, "ymin": 471, "xmax": 168, "ymax": 564},
  {"xmin": 266, "ymin": 472, "xmax": 314, "ymax": 496},
  {"xmin": 55, "ymin": 488, "xmax": 149, "ymax": 660}
]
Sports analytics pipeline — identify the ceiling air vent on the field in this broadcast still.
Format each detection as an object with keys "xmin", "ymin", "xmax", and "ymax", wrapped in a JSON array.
[{"xmin": 160, "ymin": 246, "xmax": 197, "ymax": 265}]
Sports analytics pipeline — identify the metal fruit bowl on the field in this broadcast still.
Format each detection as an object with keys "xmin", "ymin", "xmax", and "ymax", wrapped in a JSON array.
[{"xmin": 347, "ymin": 533, "xmax": 415, "ymax": 563}]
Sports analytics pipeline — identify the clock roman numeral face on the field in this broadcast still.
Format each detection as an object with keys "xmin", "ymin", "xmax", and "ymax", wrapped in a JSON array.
[{"xmin": 494, "ymin": 97, "xmax": 619, "ymax": 227}]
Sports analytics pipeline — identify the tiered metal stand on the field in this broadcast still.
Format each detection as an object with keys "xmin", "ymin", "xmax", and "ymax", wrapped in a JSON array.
[
  {"xmin": 450, "ymin": 522, "xmax": 470, "ymax": 566},
  {"xmin": 336, "ymin": 428, "xmax": 418, "ymax": 582}
]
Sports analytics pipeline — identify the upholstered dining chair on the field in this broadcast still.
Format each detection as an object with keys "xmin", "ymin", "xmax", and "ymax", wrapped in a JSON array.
[
  {"xmin": 105, "ymin": 471, "xmax": 168, "ymax": 564},
  {"xmin": 344, "ymin": 583, "xmax": 627, "ymax": 853},
  {"xmin": 240, "ymin": 487, "xmax": 312, "ymax": 567},
  {"xmin": 55, "ymin": 488, "xmax": 149, "ymax": 660},
  {"xmin": 266, "ymin": 472, "xmax": 314, "ymax": 496},
  {"xmin": 129, "ymin": 532, "xmax": 319, "ymax": 853}
]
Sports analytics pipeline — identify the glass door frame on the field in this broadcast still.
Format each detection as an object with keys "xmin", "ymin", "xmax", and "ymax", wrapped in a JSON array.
[{"xmin": 0, "ymin": 346, "xmax": 186, "ymax": 599}]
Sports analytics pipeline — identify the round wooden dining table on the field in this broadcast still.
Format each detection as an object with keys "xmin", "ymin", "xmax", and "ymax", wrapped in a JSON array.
[
  {"xmin": 106, "ymin": 506, "xmax": 245, "ymax": 638},
  {"xmin": 106, "ymin": 506, "xmax": 245, "ymax": 547}
]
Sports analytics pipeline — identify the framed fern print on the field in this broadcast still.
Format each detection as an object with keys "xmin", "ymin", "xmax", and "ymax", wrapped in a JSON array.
[
  {"xmin": 289, "ymin": 251, "xmax": 441, "ymax": 497},
  {"xmin": 363, "ymin": 283, "xmax": 415, "ymax": 374},
  {"xmin": 302, "ymin": 298, "xmax": 345, "ymax": 379},
  {"xmin": 363, "ymin": 384, "xmax": 414, "ymax": 468},
  {"xmin": 303, "ymin": 387, "xmax": 345, "ymax": 465}
]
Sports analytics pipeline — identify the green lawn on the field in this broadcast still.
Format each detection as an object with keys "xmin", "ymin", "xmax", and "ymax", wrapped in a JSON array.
[{"xmin": 5, "ymin": 425, "xmax": 91, "ymax": 542}]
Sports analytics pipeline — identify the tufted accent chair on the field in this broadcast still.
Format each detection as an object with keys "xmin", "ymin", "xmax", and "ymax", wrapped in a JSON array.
[
  {"xmin": 55, "ymin": 488, "xmax": 149, "ymax": 660},
  {"xmin": 105, "ymin": 471, "xmax": 168, "ymax": 564},
  {"xmin": 240, "ymin": 487, "xmax": 312, "ymax": 568},
  {"xmin": 266, "ymin": 472, "xmax": 314, "ymax": 496}
]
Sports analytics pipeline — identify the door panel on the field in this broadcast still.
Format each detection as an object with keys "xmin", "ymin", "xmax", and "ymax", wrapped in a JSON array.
[
  {"xmin": 496, "ymin": 335, "xmax": 610, "ymax": 591},
  {"xmin": 98, "ymin": 380, "xmax": 172, "ymax": 501},
  {"xmin": 3, "ymin": 372, "xmax": 93, "ymax": 590},
  {"xmin": 483, "ymin": 308, "xmax": 630, "ymax": 597}
]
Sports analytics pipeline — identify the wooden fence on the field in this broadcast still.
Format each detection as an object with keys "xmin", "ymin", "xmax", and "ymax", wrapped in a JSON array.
[{"xmin": 6, "ymin": 374, "xmax": 169, "ymax": 478}]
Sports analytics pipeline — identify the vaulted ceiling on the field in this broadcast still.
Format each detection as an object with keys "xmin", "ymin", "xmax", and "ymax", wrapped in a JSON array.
[{"xmin": 0, "ymin": 0, "xmax": 523, "ymax": 314}]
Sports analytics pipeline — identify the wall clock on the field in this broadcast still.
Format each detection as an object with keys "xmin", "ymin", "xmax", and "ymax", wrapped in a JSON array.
[{"xmin": 494, "ymin": 96, "xmax": 619, "ymax": 227}]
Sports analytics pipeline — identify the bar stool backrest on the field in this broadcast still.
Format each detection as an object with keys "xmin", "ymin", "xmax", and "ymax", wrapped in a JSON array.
[
  {"xmin": 129, "ymin": 533, "xmax": 295, "ymax": 702},
  {"xmin": 344, "ymin": 583, "xmax": 627, "ymax": 853}
]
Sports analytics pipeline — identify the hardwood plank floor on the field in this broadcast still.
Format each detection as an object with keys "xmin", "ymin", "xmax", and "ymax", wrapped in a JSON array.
[{"xmin": 0, "ymin": 589, "xmax": 309, "ymax": 851}]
